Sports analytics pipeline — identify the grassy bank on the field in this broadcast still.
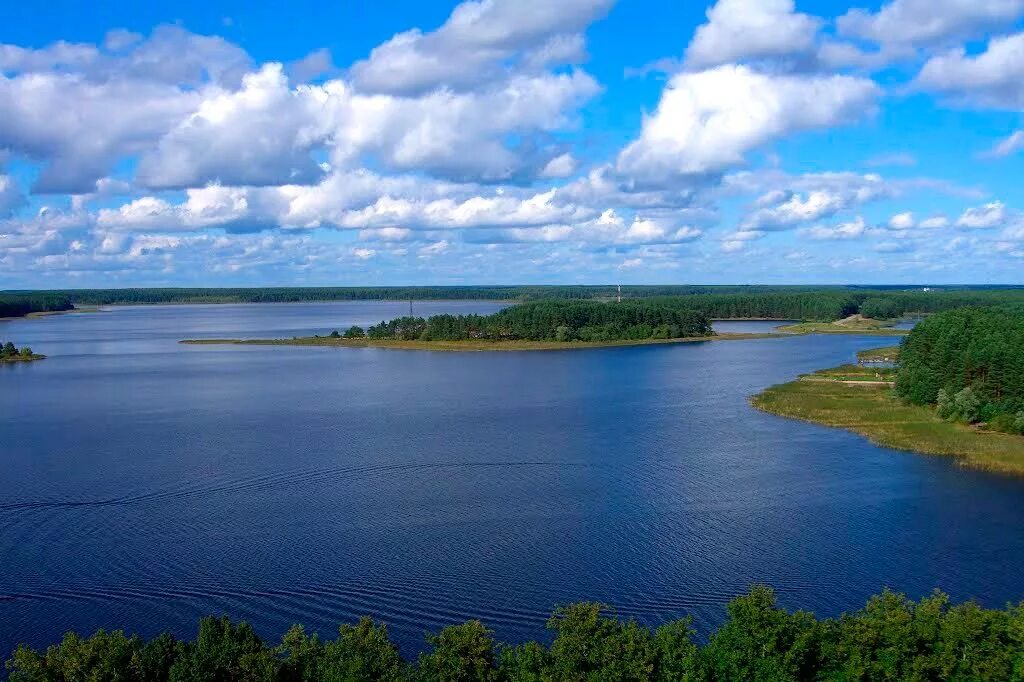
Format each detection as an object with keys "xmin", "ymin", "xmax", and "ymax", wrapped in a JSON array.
[
  {"xmin": 857, "ymin": 345, "xmax": 900, "ymax": 363},
  {"xmin": 181, "ymin": 332, "xmax": 785, "ymax": 352},
  {"xmin": 0, "ymin": 353, "xmax": 45, "ymax": 363},
  {"xmin": 776, "ymin": 315, "xmax": 908, "ymax": 336},
  {"xmin": 752, "ymin": 363, "xmax": 1024, "ymax": 476}
]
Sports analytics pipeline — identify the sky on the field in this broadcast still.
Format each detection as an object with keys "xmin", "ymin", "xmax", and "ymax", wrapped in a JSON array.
[{"xmin": 2, "ymin": 0, "xmax": 1024, "ymax": 288}]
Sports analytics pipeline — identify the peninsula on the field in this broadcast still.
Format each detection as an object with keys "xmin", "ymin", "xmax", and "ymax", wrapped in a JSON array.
[{"xmin": 753, "ymin": 307, "xmax": 1024, "ymax": 476}]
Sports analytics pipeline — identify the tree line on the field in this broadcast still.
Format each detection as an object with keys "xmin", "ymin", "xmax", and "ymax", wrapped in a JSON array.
[
  {"xmin": 343, "ymin": 301, "xmax": 714, "ymax": 343},
  {"xmin": 0, "ymin": 294, "xmax": 73, "ymax": 319},
  {"xmin": 8, "ymin": 586, "xmax": 1024, "ymax": 681},
  {"xmin": 896, "ymin": 306, "xmax": 1024, "ymax": 433},
  {"xmin": 9, "ymin": 286, "xmax": 1024, "ymax": 322}
]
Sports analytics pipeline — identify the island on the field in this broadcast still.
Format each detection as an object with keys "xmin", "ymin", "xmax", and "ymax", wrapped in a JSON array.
[
  {"xmin": 753, "ymin": 307, "xmax": 1024, "ymax": 476},
  {"xmin": 0, "ymin": 341, "xmax": 44, "ymax": 363}
]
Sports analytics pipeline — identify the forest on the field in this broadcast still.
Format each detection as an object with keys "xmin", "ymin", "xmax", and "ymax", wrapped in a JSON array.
[
  {"xmin": 0, "ymin": 293, "xmax": 73, "ymax": 319},
  {"xmin": 7, "ymin": 586, "xmax": 1024, "ymax": 681},
  {"xmin": 896, "ymin": 306, "xmax": 1024, "ymax": 433},
  {"xmin": 356, "ymin": 300, "xmax": 714, "ymax": 342},
  {"xmin": 8, "ymin": 286, "xmax": 1024, "ymax": 322}
]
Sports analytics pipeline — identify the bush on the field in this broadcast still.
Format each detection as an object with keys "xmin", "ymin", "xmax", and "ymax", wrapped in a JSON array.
[
  {"xmin": 344, "ymin": 325, "xmax": 366, "ymax": 338},
  {"xmin": 953, "ymin": 387, "xmax": 981, "ymax": 424}
]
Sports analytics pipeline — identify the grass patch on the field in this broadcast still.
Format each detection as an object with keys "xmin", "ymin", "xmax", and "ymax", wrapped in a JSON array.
[
  {"xmin": 0, "ymin": 353, "xmax": 45, "ymax": 363},
  {"xmin": 777, "ymin": 317, "xmax": 908, "ymax": 336},
  {"xmin": 752, "ymin": 365, "xmax": 1024, "ymax": 476},
  {"xmin": 857, "ymin": 345, "xmax": 900, "ymax": 363},
  {"xmin": 180, "ymin": 332, "xmax": 786, "ymax": 352}
]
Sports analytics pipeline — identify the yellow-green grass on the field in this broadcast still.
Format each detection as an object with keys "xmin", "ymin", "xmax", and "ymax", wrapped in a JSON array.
[
  {"xmin": 0, "ymin": 353, "xmax": 45, "ymax": 363},
  {"xmin": 857, "ymin": 345, "xmax": 901, "ymax": 363},
  {"xmin": 776, "ymin": 319, "xmax": 908, "ymax": 336},
  {"xmin": 180, "ymin": 332, "xmax": 785, "ymax": 352},
  {"xmin": 752, "ymin": 365, "xmax": 1024, "ymax": 476}
]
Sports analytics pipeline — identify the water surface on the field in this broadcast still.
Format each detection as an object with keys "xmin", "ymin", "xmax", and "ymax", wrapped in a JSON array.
[{"xmin": 2, "ymin": 303, "xmax": 1022, "ymax": 656}]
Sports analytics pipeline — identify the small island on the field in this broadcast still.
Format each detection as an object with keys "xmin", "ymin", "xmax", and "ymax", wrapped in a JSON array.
[
  {"xmin": 184, "ymin": 300, "xmax": 787, "ymax": 351},
  {"xmin": 753, "ymin": 307, "xmax": 1024, "ymax": 476},
  {"xmin": 0, "ymin": 341, "xmax": 44, "ymax": 363}
]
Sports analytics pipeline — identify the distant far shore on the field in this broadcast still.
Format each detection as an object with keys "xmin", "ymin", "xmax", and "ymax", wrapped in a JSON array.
[{"xmin": 180, "ymin": 332, "xmax": 785, "ymax": 352}]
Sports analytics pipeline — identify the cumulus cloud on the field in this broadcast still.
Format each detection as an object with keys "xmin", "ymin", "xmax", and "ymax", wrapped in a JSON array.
[
  {"xmin": 136, "ymin": 64, "xmax": 328, "ymax": 189},
  {"xmin": 802, "ymin": 216, "xmax": 867, "ymax": 240},
  {"xmin": 685, "ymin": 0, "xmax": 821, "ymax": 69},
  {"xmin": 615, "ymin": 66, "xmax": 879, "ymax": 184},
  {"xmin": 0, "ymin": 73, "xmax": 200, "ymax": 193},
  {"xmin": 915, "ymin": 32, "xmax": 1024, "ymax": 108},
  {"xmin": 888, "ymin": 211, "xmax": 916, "ymax": 229},
  {"xmin": 956, "ymin": 201, "xmax": 1008, "ymax": 228},
  {"xmin": 348, "ymin": 0, "xmax": 613, "ymax": 95},
  {"xmin": 838, "ymin": 0, "xmax": 1024, "ymax": 47}
]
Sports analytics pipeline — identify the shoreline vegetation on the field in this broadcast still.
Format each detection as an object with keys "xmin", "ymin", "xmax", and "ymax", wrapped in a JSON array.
[
  {"xmin": 751, "ymin": 360, "xmax": 1024, "ymax": 477},
  {"xmin": 775, "ymin": 314, "xmax": 909, "ymax": 336},
  {"xmin": 0, "ymin": 341, "xmax": 43, "ymax": 363},
  {"xmin": 181, "ymin": 332, "xmax": 785, "ymax": 352},
  {"xmin": 6, "ymin": 285, "xmax": 1024, "ymax": 320},
  {"xmin": 8, "ymin": 586, "xmax": 1024, "ymax": 681},
  {"xmin": 179, "ymin": 315, "xmax": 913, "ymax": 353}
]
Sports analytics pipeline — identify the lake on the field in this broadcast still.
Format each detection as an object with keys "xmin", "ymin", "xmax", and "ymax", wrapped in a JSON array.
[{"xmin": 2, "ymin": 303, "xmax": 1023, "ymax": 657}]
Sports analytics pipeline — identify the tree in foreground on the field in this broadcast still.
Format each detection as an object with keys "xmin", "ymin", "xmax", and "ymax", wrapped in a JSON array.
[{"xmin": 8, "ymin": 587, "xmax": 1024, "ymax": 681}]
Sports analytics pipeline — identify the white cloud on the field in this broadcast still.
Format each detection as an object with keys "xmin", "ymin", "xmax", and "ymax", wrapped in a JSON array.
[
  {"xmin": 802, "ymin": 216, "xmax": 867, "ymax": 240},
  {"xmin": 685, "ymin": 0, "xmax": 821, "ymax": 69},
  {"xmin": 983, "ymin": 130, "xmax": 1024, "ymax": 158},
  {"xmin": 348, "ymin": 0, "xmax": 613, "ymax": 95},
  {"xmin": 956, "ymin": 201, "xmax": 1008, "ymax": 228},
  {"xmin": 838, "ymin": 0, "xmax": 1024, "ymax": 47},
  {"xmin": 915, "ymin": 32, "xmax": 1024, "ymax": 108},
  {"xmin": 616, "ymin": 66, "xmax": 879, "ymax": 184},
  {"xmin": 919, "ymin": 215, "xmax": 951, "ymax": 229},
  {"xmin": 888, "ymin": 211, "xmax": 916, "ymax": 229},
  {"xmin": 0, "ymin": 73, "xmax": 200, "ymax": 193},
  {"xmin": 358, "ymin": 227, "xmax": 413, "ymax": 242},
  {"xmin": 136, "ymin": 64, "xmax": 328, "ymax": 189},
  {"xmin": 418, "ymin": 240, "xmax": 450, "ymax": 257},
  {"xmin": 540, "ymin": 153, "xmax": 578, "ymax": 178},
  {"xmin": 352, "ymin": 247, "xmax": 377, "ymax": 260},
  {"xmin": 0, "ymin": 175, "xmax": 25, "ymax": 217},
  {"xmin": 743, "ymin": 190, "xmax": 846, "ymax": 230}
]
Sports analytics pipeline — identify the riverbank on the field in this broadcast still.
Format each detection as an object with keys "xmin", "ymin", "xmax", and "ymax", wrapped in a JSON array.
[
  {"xmin": 856, "ymin": 345, "xmax": 900, "ymax": 362},
  {"xmin": 181, "ymin": 331, "xmax": 786, "ymax": 352},
  {"xmin": 752, "ymin": 362, "xmax": 1024, "ymax": 476},
  {"xmin": 0, "ymin": 306, "xmax": 101, "ymax": 322}
]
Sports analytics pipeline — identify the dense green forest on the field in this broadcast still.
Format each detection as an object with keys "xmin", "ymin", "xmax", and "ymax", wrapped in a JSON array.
[
  {"xmin": 896, "ymin": 307, "xmax": 1024, "ymax": 433},
  {"xmin": 8, "ymin": 587, "xmax": 1024, "ymax": 681},
  {"xmin": 353, "ymin": 300, "xmax": 714, "ymax": 342},
  {"xmin": 0, "ymin": 293, "xmax": 73, "ymax": 319},
  {"xmin": 8, "ymin": 286, "xmax": 1024, "ymax": 322}
]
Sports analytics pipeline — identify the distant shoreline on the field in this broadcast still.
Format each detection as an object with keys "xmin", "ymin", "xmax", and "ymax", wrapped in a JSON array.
[{"xmin": 180, "ymin": 332, "xmax": 787, "ymax": 352}]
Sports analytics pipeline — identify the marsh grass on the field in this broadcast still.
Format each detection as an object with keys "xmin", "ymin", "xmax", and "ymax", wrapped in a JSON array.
[{"xmin": 752, "ymin": 365, "xmax": 1024, "ymax": 475}]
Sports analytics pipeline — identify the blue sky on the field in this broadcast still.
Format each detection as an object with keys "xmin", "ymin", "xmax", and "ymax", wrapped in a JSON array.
[{"xmin": 2, "ymin": 0, "xmax": 1024, "ymax": 287}]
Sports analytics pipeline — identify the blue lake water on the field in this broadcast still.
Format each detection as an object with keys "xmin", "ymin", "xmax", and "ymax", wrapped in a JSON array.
[{"xmin": 1, "ymin": 303, "xmax": 1022, "ymax": 657}]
